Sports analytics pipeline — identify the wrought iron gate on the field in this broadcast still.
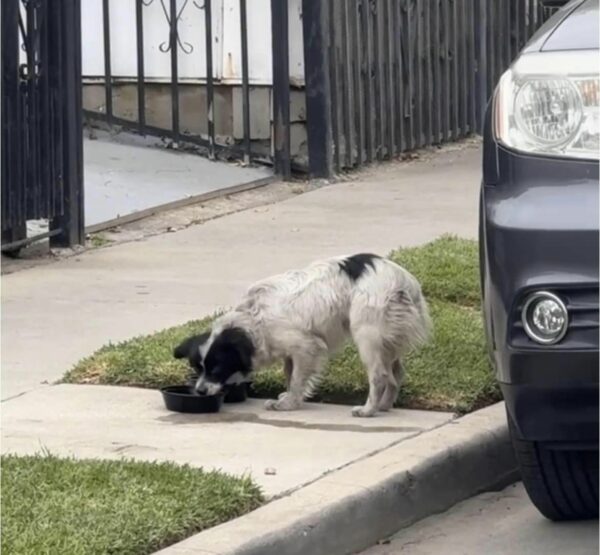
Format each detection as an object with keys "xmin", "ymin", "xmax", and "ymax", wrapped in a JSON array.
[
  {"xmin": 1, "ymin": 0, "xmax": 84, "ymax": 251},
  {"xmin": 84, "ymin": 0, "xmax": 292, "ymax": 177}
]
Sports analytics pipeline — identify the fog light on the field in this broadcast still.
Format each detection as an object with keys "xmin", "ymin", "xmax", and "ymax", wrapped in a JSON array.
[{"xmin": 522, "ymin": 292, "xmax": 568, "ymax": 345}]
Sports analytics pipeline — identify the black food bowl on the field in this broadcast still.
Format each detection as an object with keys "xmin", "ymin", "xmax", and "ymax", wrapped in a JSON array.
[
  {"xmin": 161, "ymin": 385, "xmax": 223, "ymax": 413},
  {"xmin": 224, "ymin": 383, "xmax": 250, "ymax": 404}
]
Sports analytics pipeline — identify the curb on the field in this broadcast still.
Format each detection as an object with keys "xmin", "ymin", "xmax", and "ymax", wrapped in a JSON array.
[{"xmin": 156, "ymin": 402, "xmax": 517, "ymax": 555}]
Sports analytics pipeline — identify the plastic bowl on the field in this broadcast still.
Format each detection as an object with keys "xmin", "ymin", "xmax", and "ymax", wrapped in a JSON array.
[
  {"xmin": 161, "ymin": 385, "xmax": 223, "ymax": 413},
  {"xmin": 224, "ymin": 383, "xmax": 250, "ymax": 403}
]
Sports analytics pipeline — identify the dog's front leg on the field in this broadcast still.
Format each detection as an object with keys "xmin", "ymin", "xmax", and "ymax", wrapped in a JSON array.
[
  {"xmin": 265, "ymin": 351, "xmax": 324, "ymax": 411},
  {"xmin": 280, "ymin": 357, "xmax": 293, "ymax": 397}
]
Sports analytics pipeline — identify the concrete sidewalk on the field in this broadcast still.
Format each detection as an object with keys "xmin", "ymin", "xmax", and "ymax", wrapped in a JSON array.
[
  {"xmin": 1, "ymin": 385, "xmax": 453, "ymax": 498},
  {"xmin": 0, "ymin": 142, "xmax": 510, "ymax": 555},
  {"xmin": 1, "ymin": 143, "xmax": 480, "ymax": 400}
]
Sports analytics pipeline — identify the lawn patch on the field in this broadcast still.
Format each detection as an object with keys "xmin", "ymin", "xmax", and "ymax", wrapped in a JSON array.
[
  {"xmin": 390, "ymin": 235, "xmax": 480, "ymax": 307},
  {"xmin": 64, "ymin": 316, "xmax": 215, "ymax": 388},
  {"xmin": 63, "ymin": 236, "xmax": 498, "ymax": 413},
  {"xmin": 1, "ymin": 454, "xmax": 262, "ymax": 555}
]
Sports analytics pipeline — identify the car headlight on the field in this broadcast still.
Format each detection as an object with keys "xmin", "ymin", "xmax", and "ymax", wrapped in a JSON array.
[{"xmin": 495, "ymin": 50, "xmax": 599, "ymax": 160}]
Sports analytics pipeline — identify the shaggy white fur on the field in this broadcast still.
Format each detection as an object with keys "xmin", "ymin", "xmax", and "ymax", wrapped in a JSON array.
[{"xmin": 190, "ymin": 254, "xmax": 431, "ymax": 417}]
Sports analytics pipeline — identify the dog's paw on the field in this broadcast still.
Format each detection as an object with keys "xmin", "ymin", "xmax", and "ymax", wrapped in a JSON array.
[
  {"xmin": 265, "ymin": 394, "xmax": 301, "ymax": 411},
  {"xmin": 352, "ymin": 405, "xmax": 376, "ymax": 418}
]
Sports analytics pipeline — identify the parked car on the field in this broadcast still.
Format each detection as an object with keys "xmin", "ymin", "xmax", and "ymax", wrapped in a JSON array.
[{"xmin": 479, "ymin": 0, "xmax": 599, "ymax": 520}]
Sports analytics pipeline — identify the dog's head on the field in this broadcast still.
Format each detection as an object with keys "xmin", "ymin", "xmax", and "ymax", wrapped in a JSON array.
[{"xmin": 173, "ymin": 327, "xmax": 255, "ymax": 395}]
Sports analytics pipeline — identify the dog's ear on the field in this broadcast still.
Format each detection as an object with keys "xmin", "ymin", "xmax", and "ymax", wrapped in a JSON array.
[{"xmin": 173, "ymin": 332, "xmax": 210, "ymax": 359}]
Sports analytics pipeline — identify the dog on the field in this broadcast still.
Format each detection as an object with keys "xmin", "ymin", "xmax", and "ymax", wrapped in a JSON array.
[{"xmin": 173, "ymin": 254, "xmax": 431, "ymax": 417}]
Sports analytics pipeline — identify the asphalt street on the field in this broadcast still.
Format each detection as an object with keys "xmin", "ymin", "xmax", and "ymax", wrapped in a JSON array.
[{"xmin": 361, "ymin": 482, "xmax": 599, "ymax": 555}]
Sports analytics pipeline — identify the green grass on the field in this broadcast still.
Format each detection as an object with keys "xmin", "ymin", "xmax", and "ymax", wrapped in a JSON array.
[
  {"xmin": 88, "ymin": 233, "xmax": 113, "ymax": 248},
  {"xmin": 1, "ymin": 454, "xmax": 263, "ymax": 555},
  {"xmin": 63, "ymin": 235, "xmax": 500, "ymax": 413},
  {"xmin": 389, "ymin": 235, "xmax": 480, "ymax": 307}
]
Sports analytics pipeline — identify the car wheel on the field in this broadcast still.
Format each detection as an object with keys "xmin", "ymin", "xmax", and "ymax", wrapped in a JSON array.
[{"xmin": 507, "ymin": 412, "xmax": 599, "ymax": 520}]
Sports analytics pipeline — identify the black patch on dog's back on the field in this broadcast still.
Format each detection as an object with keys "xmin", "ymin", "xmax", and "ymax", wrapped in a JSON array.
[{"xmin": 338, "ymin": 254, "xmax": 381, "ymax": 282}]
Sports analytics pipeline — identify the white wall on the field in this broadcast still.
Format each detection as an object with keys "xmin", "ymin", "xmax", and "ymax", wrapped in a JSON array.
[{"xmin": 81, "ymin": 0, "xmax": 304, "ymax": 85}]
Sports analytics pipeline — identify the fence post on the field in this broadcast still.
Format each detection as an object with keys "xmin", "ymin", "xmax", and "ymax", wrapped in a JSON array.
[
  {"xmin": 50, "ymin": 0, "xmax": 85, "ymax": 248},
  {"xmin": 301, "ymin": 0, "xmax": 333, "ymax": 178},
  {"xmin": 271, "ymin": 0, "xmax": 291, "ymax": 178},
  {"xmin": 1, "ymin": 0, "xmax": 26, "ymax": 250},
  {"xmin": 474, "ymin": 0, "xmax": 488, "ymax": 134}
]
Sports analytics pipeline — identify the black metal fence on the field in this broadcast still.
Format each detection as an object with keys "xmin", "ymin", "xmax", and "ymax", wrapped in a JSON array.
[
  {"xmin": 1, "ymin": 0, "xmax": 85, "ymax": 251},
  {"xmin": 85, "ymin": 0, "xmax": 292, "ymax": 177},
  {"xmin": 303, "ymin": 0, "xmax": 554, "ymax": 176}
]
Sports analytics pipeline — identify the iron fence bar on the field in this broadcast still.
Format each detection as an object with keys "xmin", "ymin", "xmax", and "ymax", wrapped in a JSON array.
[
  {"xmin": 371, "ymin": 0, "xmax": 383, "ymax": 159},
  {"xmin": 414, "ymin": 0, "xmax": 424, "ymax": 147},
  {"xmin": 402, "ymin": 1, "xmax": 413, "ymax": 150},
  {"xmin": 302, "ymin": 0, "xmax": 333, "ymax": 177},
  {"xmin": 451, "ymin": 0, "xmax": 459, "ymax": 138},
  {"xmin": 1, "ymin": 0, "xmax": 20, "ymax": 233},
  {"xmin": 459, "ymin": 0, "xmax": 467, "ymax": 135},
  {"xmin": 342, "ymin": 0, "xmax": 354, "ymax": 167},
  {"xmin": 504, "ymin": 0, "xmax": 511, "ymax": 70},
  {"xmin": 511, "ymin": 0, "xmax": 518, "ymax": 59},
  {"xmin": 53, "ymin": 0, "xmax": 65, "ymax": 216},
  {"xmin": 422, "ymin": 0, "xmax": 431, "ymax": 146},
  {"xmin": 487, "ymin": 0, "xmax": 498, "ymax": 91},
  {"xmin": 328, "ymin": 0, "xmax": 341, "ymax": 171},
  {"xmin": 384, "ymin": 0, "xmax": 395, "ymax": 156},
  {"xmin": 169, "ymin": 0, "xmax": 180, "ymax": 141},
  {"xmin": 527, "ymin": 1, "xmax": 535, "ymax": 44},
  {"xmin": 271, "ymin": 0, "xmax": 291, "ymax": 177},
  {"xmin": 24, "ymin": 0, "xmax": 37, "ymax": 218},
  {"xmin": 350, "ymin": 0, "xmax": 364, "ymax": 165},
  {"xmin": 102, "ymin": 0, "xmax": 113, "ymax": 122},
  {"xmin": 2, "ymin": 228, "xmax": 62, "ymax": 252},
  {"xmin": 41, "ymin": 0, "xmax": 52, "ymax": 218},
  {"xmin": 392, "ymin": 0, "xmax": 404, "ymax": 152},
  {"xmin": 204, "ymin": 0, "xmax": 216, "ymax": 159},
  {"xmin": 239, "ymin": 0, "xmax": 251, "ymax": 165},
  {"xmin": 474, "ymin": 0, "xmax": 487, "ymax": 133},
  {"xmin": 498, "ymin": 0, "xmax": 505, "ymax": 73},
  {"xmin": 135, "ymin": 0, "xmax": 146, "ymax": 133},
  {"xmin": 51, "ymin": 0, "xmax": 84, "ymax": 247},
  {"xmin": 440, "ymin": 0, "xmax": 449, "ymax": 141},
  {"xmin": 468, "ymin": 0, "xmax": 476, "ymax": 133},
  {"xmin": 362, "ymin": 0, "xmax": 374, "ymax": 162},
  {"xmin": 518, "ymin": 0, "xmax": 527, "ymax": 51}
]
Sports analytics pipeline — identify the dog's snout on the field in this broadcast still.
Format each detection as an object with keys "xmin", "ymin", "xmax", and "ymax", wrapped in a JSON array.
[
  {"xmin": 193, "ymin": 379, "xmax": 206, "ymax": 394},
  {"xmin": 193, "ymin": 377, "xmax": 222, "ymax": 396}
]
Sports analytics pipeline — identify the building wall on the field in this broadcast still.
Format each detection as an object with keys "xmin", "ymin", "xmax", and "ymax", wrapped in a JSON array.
[
  {"xmin": 82, "ymin": 0, "xmax": 304, "ymax": 86},
  {"xmin": 83, "ymin": 84, "xmax": 307, "ymax": 162}
]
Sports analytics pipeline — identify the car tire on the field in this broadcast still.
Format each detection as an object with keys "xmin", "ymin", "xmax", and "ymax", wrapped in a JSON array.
[{"xmin": 507, "ymin": 412, "xmax": 599, "ymax": 521}]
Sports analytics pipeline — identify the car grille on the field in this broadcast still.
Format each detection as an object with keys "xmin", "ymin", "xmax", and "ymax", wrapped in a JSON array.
[{"xmin": 511, "ymin": 286, "xmax": 599, "ymax": 350}]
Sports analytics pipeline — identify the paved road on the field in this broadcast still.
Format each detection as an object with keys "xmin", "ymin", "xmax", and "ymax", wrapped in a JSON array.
[{"xmin": 362, "ymin": 482, "xmax": 599, "ymax": 555}]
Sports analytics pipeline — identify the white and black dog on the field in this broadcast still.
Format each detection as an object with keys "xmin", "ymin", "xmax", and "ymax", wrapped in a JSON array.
[{"xmin": 174, "ymin": 254, "xmax": 431, "ymax": 417}]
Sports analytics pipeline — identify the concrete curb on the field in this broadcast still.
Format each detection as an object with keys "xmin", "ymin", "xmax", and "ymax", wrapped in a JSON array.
[{"xmin": 156, "ymin": 402, "xmax": 517, "ymax": 555}]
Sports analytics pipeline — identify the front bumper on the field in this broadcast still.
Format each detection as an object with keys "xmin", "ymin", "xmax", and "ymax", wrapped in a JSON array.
[{"xmin": 481, "ymin": 139, "xmax": 599, "ymax": 444}]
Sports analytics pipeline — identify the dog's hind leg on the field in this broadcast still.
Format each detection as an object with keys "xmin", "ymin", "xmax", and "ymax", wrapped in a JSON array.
[
  {"xmin": 351, "ymin": 328, "xmax": 392, "ymax": 417},
  {"xmin": 378, "ymin": 359, "xmax": 404, "ymax": 411}
]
